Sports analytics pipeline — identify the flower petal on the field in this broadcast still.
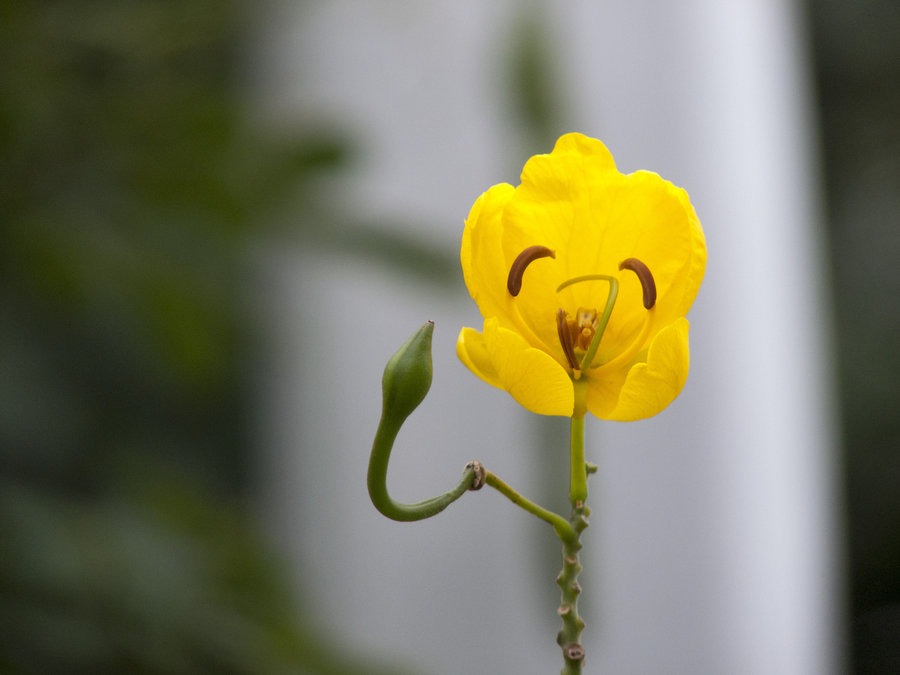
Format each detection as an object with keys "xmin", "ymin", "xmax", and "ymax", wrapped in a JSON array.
[
  {"xmin": 550, "ymin": 132, "xmax": 619, "ymax": 167},
  {"xmin": 609, "ymin": 171, "xmax": 706, "ymax": 333},
  {"xmin": 499, "ymin": 137, "xmax": 705, "ymax": 360},
  {"xmin": 461, "ymin": 183, "xmax": 517, "ymax": 328},
  {"xmin": 456, "ymin": 326, "xmax": 502, "ymax": 389},
  {"xmin": 458, "ymin": 133, "xmax": 705, "ymax": 422},
  {"xmin": 457, "ymin": 318, "xmax": 574, "ymax": 416},
  {"xmin": 586, "ymin": 318, "xmax": 691, "ymax": 421}
]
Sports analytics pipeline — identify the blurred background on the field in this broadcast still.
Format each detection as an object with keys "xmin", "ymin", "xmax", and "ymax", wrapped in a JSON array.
[{"xmin": 0, "ymin": 1, "xmax": 897, "ymax": 673}]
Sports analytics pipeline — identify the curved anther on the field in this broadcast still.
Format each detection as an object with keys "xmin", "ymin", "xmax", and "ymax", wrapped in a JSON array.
[
  {"xmin": 508, "ymin": 245, "xmax": 555, "ymax": 296},
  {"xmin": 556, "ymin": 309, "xmax": 580, "ymax": 371},
  {"xmin": 618, "ymin": 258, "xmax": 657, "ymax": 309}
]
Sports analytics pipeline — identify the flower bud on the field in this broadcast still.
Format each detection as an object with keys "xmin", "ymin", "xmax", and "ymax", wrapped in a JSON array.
[
  {"xmin": 369, "ymin": 320, "xmax": 479, "ymax": 521},
  {"xmin": 381, "ymin": 321, "xmax": 434, "ymax": 423}
]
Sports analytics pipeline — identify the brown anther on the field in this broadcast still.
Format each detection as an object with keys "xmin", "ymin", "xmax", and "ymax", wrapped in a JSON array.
[
  {"xmin": 563, "ymin": 644, "xmax": 586, "ymax": 662},
  {"xmin": 556, "ymin": 309, "xmax": 579, "ymax": 370},
  {"xmin": 619, "ymin": 257, "xmax": 657, "ymax": 309},
  {"xmin": 464, "ymin": 461, "xmax": 486, "ymax": 490},
  {"xmin": 507, "ymin": 245, "xmax": 555, "ymax": 296}
]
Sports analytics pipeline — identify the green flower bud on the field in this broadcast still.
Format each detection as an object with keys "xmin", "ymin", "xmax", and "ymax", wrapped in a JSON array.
[
  {"xmin": 368, "ymin": 321, "xmax": 478, "ymax": 521},
  {"xmin": 381, "ymin": 320, "xmax": 433, "ymax": 423}
]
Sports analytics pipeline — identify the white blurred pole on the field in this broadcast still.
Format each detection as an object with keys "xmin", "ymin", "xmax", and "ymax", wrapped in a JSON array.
[
  {"xmin": 562, "ymin": 2, "xmax": 844, "ymax": 673},
  {"xmin": 253, "ymin": 2, "xmax": 843, "ymax": 673}
]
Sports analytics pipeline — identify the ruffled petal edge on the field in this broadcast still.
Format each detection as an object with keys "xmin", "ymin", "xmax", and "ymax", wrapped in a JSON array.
[
  {"xmin": 457, "ymin": 318, "xmax": 574, "ymax": 417},
  {"xmin": 587, "ymin": 318, "xmax": 691, "ymax": 421}
]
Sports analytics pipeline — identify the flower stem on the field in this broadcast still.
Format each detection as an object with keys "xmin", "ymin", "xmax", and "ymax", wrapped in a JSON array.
[
  {"xmin": 484, "ymin": 471, "xmax": 574, "ymax": 542},
  {"xmin": 558, "ymin": 396, "xmax": 590, "ymax": 673},
  {"xmin": 569, "ymin": 379, "xmax": 589, "ymax": 504},
  {"xmin": 569, "ymin": 415, "xmax": 587, "ymax": 504},
  {"xmin": 367, "ymin": 322, "xmax": 482, "ymax": 521},
  {"xmin": 557, "ymin": 508, "xmax": 588, "ymax": 674}
]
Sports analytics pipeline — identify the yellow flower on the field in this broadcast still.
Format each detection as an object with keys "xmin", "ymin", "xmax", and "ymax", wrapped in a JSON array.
[{"xmin": 456, "ymin": 133, "xmax": 706, "ymax": 421}]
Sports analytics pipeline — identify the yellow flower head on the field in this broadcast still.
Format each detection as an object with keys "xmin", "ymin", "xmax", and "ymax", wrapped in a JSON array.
[{"xmin": 457, "ymin": 133, "xmax": 706, "ymax": 421}]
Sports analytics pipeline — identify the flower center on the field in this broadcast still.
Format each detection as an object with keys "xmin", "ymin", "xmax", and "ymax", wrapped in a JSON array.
[
  {"xmin": 555, "ymin": 307, "xmax": 603, "ymax": 372},
  {"xmin": 573, "ymin": 307, "xmax": 599, "ymax": 351},
  {"xmin": 555, "ymin": 275, "xmax": 618, "ymax": 376},
  {"xmin": 507, "ymin": 247, "xmax": 657, "ymax": 379},
  {"xmin": 506, "ymin": 245, "xmax": 656, "ymax": 380}
]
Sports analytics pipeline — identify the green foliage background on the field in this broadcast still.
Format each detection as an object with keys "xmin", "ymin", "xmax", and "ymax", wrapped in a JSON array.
[{"xmin": 0, "ymin": 3, "xmax": 409, "ymax": 673}]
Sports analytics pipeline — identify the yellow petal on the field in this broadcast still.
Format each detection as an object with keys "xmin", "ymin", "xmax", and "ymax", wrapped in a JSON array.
[
  {"xmin": 456, "ymin": 326, "xmax": 502, "ymax": 389},
  {"xmin": 613, "ymin": 171, "xmax": 707, "ymax": 331},
  {"xmin": 550, "ymin": 132, "xmax": 620, "ymax": 167},
  {"xmin": 460, "ymin": 183, "xmax": 516, "ymax": 328},
  {"xmin": 457, "ymin": 318, "xmax": 574, "ymax": 416},
  {"xmin": 587, "ymin": 318, "xmax": 691, "ymax": 421},
  {"xmin": 498, "ymin": 137, "xmax": 705, "ymax": 360},
  {"xmin": 458, "ymin": 133, "xmax": 705, "ymax": 422},
  {"xmin": 503, "ymin": 134, "xmax": 621, "ymax": 277}
]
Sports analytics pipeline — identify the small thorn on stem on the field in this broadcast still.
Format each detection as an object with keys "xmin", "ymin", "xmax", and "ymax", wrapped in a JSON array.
[{"xmin": 563, "ymin": 643, "xmax": 586, "ymax": 662}]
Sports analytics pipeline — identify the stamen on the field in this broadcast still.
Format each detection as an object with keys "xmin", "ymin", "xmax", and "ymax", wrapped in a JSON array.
[
  {"xmin": 556, "ymin": 309, "xmax": 580, "ymax": 372},
  {"xmin": 575, "ymin": 308, "xmax": 597, "ymax": 351},
  {"xmin": 618, "ymin": 258, "xmax": 657, "ymax": 309},
  {"xmin": 507, "ymin": 245, "xmax": 555, "ymax": 296},
  {"xmin": 554, "ymin": 274, "xmax": 620, "ymax": 371}
]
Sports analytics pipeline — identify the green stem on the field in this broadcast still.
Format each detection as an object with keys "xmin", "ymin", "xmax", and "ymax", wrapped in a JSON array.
[
  {"xmin": 484, "ymin": 472, "xmax": 574, "ymax": 542},
  {"xmin": 569, "ymin": 415, "xmax": 586, "ymax": 504},
  {"xmin": 558, "ymin": 396, "xmax": 590, "ymax": 674},
  {"xmin": 557, "ymin": 505, "xmax": 588, "ymax": 674},
  {"xmin": 367, "ymin": 414, "xmax": 477, "ymax": 521},
  {"xmin": 569, "ymin": 379, "xmax": 588, "ymax": 504},
  {"xmin": 367, "ymin": 322, "xmax": 479, "ymax": 521}
]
